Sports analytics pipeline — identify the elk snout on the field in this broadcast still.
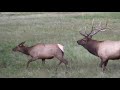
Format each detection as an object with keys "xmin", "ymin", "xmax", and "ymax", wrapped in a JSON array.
[
  {"xmin": 77, "ymin": 40, "xmax": 80, "ymax": 45},
  {"xmin": 12, "ymin": 48, "xmax": 16, "ymax": 52}
]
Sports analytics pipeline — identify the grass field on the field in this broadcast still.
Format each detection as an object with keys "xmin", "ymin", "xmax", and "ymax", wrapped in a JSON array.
[{"xmin": 0, "ymin": 12, "xmax": 120, "ymax": 78}]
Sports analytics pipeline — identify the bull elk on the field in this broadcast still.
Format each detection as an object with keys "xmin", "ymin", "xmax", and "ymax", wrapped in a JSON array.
[
  {"xmin": 77, "ymin": 19, "xmax": 120, "ymax": 71},
  {"xmin": 12, "ymin": 42, "xmax": 68, "ymax": 70}
]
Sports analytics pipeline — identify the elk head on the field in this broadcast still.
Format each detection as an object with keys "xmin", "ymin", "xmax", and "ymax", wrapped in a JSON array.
[
  {"xmin": 77, "ymin": 19, "xmax": 109, "ymax": 46},
  {"xmin": 12, "ymin": 41, "xmax": 26, "ymax": 52}
]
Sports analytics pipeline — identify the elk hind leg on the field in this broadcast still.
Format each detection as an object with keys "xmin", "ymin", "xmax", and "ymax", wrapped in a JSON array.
[
  {"xmin": 55, "ymin": 56, "xmax": 68, "ymax": 71},
  {"xmin": 55, "ymin": 61, "xmax": 62, "ymax": 71}
]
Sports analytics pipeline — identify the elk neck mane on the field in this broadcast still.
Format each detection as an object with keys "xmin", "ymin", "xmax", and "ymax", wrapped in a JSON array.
[
  {"xmin": 20, "ymin": 46, "xmax": 32, "ymax": 55},
  {"xmin": 83, "ymin": 39, "xmax": 103, "ymax": 56}
]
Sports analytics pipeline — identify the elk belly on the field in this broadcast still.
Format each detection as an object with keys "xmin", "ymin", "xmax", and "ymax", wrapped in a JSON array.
[
  {"xmin": 107, "ymin": 51, "xmax": 120, "ymax": 60},
  {"xmin": 57, "ymin": 44, "xmax": 64, "ymax": 52},
  {"xmin": 98, "ymin": 47, "xmax": 120, "ymax": 60},
  {"xmin": 37, "ymin": 51, "xmax": 54, "ymax": 59}
]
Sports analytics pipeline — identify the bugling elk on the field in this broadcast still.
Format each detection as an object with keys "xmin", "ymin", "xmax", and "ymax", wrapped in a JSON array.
[
  {"xmin": 12, "ymin": 42, "xmax": 68, "ymax": 70},
  {"xmin": 77, "ymin": 19, "xmax": 120, "ymax": 71}
]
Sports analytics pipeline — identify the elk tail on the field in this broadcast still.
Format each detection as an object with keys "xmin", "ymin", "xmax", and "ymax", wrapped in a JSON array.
[{"xmin": 57, "ymin": 44, "xmax": 64, "ymax": 55}]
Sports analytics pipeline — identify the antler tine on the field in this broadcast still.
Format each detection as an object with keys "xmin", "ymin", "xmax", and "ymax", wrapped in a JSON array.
[
  {"xmin": 90, "ymin": 29, "xmax": 101, "ymax": 36},
  {"xmin": 84, "ymin": 26, "xmax": 89, "ymax": 35},
  {"xmin": 90, "ymin": 19, "xmax": 109, "ymax": 36},
  {"xmin": 98, "ymin": 19, "xmax": 109, "ymax": 31},
  {"xmin": 79, "ymin": 31, "xmax": 87, "ymax": 37},
  {"xmin": 104, "ymin": 19, "xmax": 109, "ymax": 30},
  {"xmin": 105, "ymin": 20, "xmax": 108, "ymax": 26},
  {"xmin": 79, "ymin": 26, "xmax": 88, "ymax": 37},
  {"xmin": 92, "ymin": 18, "xmax": 95, "ymax": 29},
  {"xmin": 98, "ymin": 21, "xmax": 102, "ymax": 27},
  {"xmin": 85, "ymin": 31, "xmax": 88, "ymax": 35},
  {"xmin": 85, "ymin": 26, "xmax": 86, "ymax": 31},
  {"xmin": 93, "ymin": 20, "xmax": 102, "ymax": 30},
  {"xmin": 19, "ymin": 41, "xmax": 26, "ymax": 45},
  {"xmin": 87, "ymin": 19, "xmax": 95, "ymax": 36}
]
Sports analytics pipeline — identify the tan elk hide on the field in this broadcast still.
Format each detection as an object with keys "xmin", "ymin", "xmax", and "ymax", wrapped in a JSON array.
[{"xmin": 12, "ymin": 42, "xmax": 68, "ymax": 70}]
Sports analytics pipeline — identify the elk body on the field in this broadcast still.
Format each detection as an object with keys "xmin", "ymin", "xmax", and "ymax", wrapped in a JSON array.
[
  {"xmin": 12, "ymin": 42, "xmax": 68, "ymax": 70},
  {"xmin": 77, "ymin": 20, "xmax": 120, "ymax": 71}
]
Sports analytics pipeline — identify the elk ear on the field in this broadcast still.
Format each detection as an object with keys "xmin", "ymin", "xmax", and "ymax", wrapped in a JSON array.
[{"xmin": 19, "ymin": 41, "xmax": 26, "ymax": 46}]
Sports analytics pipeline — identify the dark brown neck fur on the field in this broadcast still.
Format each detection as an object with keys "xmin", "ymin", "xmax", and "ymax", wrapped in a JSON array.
[
  {"xmin": 19, "ymin": 46, "xmax": 31, "ymax": 55},
  {"xmin": 83, "ymin": 39, "xmax": 103, "ymax": 56}
]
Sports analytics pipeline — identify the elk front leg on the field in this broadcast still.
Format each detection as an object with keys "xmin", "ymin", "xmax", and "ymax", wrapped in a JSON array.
[
  {"xmin": 103, "ymin": 60, "xmax": 108, "ymax": 71},
  {"xmin": 26, "ymin": 58, "xmax": 37, "ymax": 68},
  {"xmin": 100, "ymin": 57, "xmax": 108, "ymax": 71},
  {"xmin": 99, "ymin": 60, "xmax": 104, "ymax": 68},
  {"xmin": 42, "ymin": 59, "xmax": 45, "ymax": 65}
]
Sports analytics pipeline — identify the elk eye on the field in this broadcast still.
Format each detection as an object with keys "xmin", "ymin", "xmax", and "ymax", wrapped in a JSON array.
[{"xmin": 83, "ymin": 39, "xmax": 87, "ymax": 43}]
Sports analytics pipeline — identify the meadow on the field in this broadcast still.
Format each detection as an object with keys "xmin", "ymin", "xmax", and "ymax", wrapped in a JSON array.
[{"xmin": 0, "ymin": 12, "xmax": 120, "ymax": 78}]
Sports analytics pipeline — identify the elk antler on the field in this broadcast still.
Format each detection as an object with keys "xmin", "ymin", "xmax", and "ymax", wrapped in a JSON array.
[
  {"xmin": 79, "ymin": 26, "xmax": 88, "ymax": 37},
  {"xmin": 89, "ymin": 19, "xmax": 109, "ymax": 37},
  {"xmin": 79, "ymin": 31, "xmax": 87, "ymax": 37},
  {"xmin": 79, "ymin": 19, "xmax": 110, "ymax": 37},
  {"xmin": 79, "ymin": 19, "xmax": 95, "ymax": 37},
  {"xmin": 87, "ymin": 19, "xmax": 95, "ymax": 36},
  {"xmin": 19, "ymin": 41, "xmax": 26, "ymax": 46}
]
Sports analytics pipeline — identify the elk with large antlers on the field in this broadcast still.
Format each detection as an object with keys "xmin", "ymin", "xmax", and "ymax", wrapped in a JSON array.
[{"xmin": 77, "ymin": 19, "xmax": 120, "ymax": 71}]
